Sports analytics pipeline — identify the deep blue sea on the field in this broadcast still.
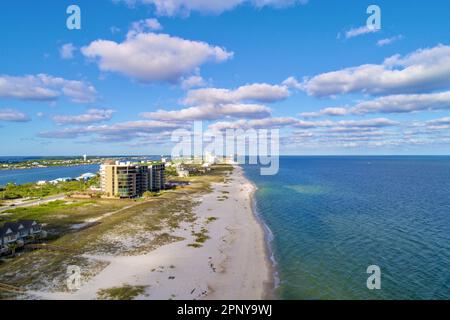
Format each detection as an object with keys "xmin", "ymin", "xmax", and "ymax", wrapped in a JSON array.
[{"xmin": 243, "ymin": 156, "xmax": 450, "ymax": 300}]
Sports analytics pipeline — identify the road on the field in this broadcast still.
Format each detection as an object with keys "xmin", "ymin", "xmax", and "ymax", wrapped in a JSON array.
[{"xmin": 0, "ymin": 194, "xmax": 66, "ymax": 214}]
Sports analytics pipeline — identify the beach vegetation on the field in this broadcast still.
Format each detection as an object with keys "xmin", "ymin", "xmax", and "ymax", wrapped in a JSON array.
[
  {"xmin": 191, "ymin": 227, "xmax": 210, "ymax": 244},
  {"xmin": 143, "ymin": 191, "xmax": 161, "ymax": 198},
  {"xmin": 206, "ymin": 217, "xmax": 218, "ymax": 224},
  {"xmin": 0, "ymin": 176, "xmax": 100, "ymax": 200},
  {"xmin": 97, "ymin": 285, "xmax": 147, "ymax": 300}
]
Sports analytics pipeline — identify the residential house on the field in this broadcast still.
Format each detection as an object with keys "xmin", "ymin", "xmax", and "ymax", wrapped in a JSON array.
[
  {"xmin": 0, "ymin": 220, "xmax": 45, "ymax": 255},
  {"xmin": 0, "ymin": 225, "xmax": 18, "ymax": 254}
]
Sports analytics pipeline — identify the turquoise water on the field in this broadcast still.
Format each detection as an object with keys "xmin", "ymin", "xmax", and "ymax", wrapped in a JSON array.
[
  {"xmin": 243, "ymin": 156, "xmax": 450, "ymax": 300},
  {"xmin": 0, "ymin": 164, "xmax": 100, "ymax": 186}
]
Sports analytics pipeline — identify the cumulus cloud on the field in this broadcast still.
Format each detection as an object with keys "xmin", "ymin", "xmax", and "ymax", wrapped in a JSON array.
[
  {"xmin": 144, "ymin": 103, "xmax": 271, "ymax": 121},
  {"xmin": 183, "ymin": 83, "xmax": 290, "ymax": 105},
  {"xmin": 0, "ymin": 108, "xmax": 30, "ymax": 122},
  {"xmin": 142, "ymin": 18, "xmax": 162, "ymax": 30},
  {"xmin": 377, "ymin": 35, "xmax": 403, "ymax": 47},
  {"xmin": 208, "ymin": 117, "xmax": 298, "ymax": 131},
  {"xmin": 303, "ymin": 91, "xmax": 450, "ymax": 116},
  {"xmin": 282, "ymin": 76, "xmax": 304, "ymax": 90},
  {"xmin": 303, "ymin": 44, "xmax": 450, "ymax": 97},
  {"xmin": 0, "ymin": 74, "xmax": 96, "ymax": 103},
  {"xmin": 38, "ymin": 120, "xmax": 185, "ymax": 140},
  {"xmin": 117, "ymin": 0, "xmax": 308, "ymax": 16},
  {"xmin": 181, "ymin": 75, "xmax": 206, "ymax": 90},
  {"xmin": 344, "ymin": 25, "xmax": 379, "ymax": 39},
  {"xmin": 351, "ymin": 91, "xmax": 450, "ymax": 114},
  {"xmin": 52, "ymin": 109, "xmax": 115, "ymax": 125},
  {"xmin": 208, "ymin": 117, "xmax": 398, "ymax": 131},
  {"xmin": 300, "ymin": 107, "xmax": 348, "ymax": 118},
  {"xmin": 322, "ymin": 118, "xmax": 399, "ymax": 128},
  {"xmin": 128, "ymin": 18, "xmax": 163, "ymax": 38},
  {"xmin": 81, "ymin": 32, "xmax": 233, "ymax": 83},
  {"xmin": 143, "ymin": 81, "xmax": 289, "ymax": 121},
  {"xmin": 59, "ymin": 43, "xmax": 77, "ymax": 59},
  {"xmin": 427, "ymin": 117, "xmax": 450, "ymax": 126}
]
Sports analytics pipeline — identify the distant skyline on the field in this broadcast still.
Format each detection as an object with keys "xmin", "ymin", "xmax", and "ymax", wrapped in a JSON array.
[{"xmin": 1, "ymin": 0, "xmax": 450, "ymax": 156}]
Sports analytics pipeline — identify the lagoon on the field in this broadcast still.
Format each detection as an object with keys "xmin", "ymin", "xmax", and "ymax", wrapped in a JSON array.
[{"xmin": 0, "ymin": 164, "xmax": 100, "ymax": 186}]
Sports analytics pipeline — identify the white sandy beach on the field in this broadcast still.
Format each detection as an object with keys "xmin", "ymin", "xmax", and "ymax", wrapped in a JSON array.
[{"xmin": 34, "ymin": 166, "xmax": 272, "ymax": 300}]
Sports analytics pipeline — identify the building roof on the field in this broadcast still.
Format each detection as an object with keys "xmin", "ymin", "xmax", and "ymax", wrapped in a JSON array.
[
  {"xmin": 18, "ymin": 220, "xmax": 39, "ymax": 229},
  {"xmin": 3, "ymin": 222, "xmax": 24, "ymax": 233},
  {"xmin": 0, "ymin": 226, "xmax": 14, "ymax": 237},
  {"xmin": 0, "ymin": 220, "xmax": 40, "ymax": 234}
]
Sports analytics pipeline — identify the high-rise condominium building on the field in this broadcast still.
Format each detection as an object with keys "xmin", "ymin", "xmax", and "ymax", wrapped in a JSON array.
[{"xmin": 100, "ymin": 162, "xmax": 165, "ymax": 198}]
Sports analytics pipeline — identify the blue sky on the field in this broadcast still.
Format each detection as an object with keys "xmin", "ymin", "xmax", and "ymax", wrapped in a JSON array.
[{"xmin": 1, "ymin": 0, "xmax": 450, "ymax": 156}]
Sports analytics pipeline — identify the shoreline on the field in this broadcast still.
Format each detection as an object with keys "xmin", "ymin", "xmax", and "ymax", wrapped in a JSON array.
[
  {"xmin": 243, "ymin": 168, "xmax": 278, "ymax": 300},
  {"xmin": 31, "ymin": 164, "xmax": 272, "ymax": 300}
]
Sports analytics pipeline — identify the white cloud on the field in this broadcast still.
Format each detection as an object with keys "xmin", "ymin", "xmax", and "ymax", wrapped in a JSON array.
[
  {"xmin": 300, "ymin": 107, "xmax": 348, "ymax": 118},
  {"xmin": 38, "ymin": 120, "xmax": 185, "ymax": 140},
  {"xmin": 59, "ymin": 43, "xmax": 77, "ymax": 59},
  {"xmin": 0, "ymin": 74, "xmax": 96, "ymax": 103},
  {"xmin": 352, "ymin": 91, "xmax": 450, "ymax": 114},
  {"xmin": 128, "ymin": 18, "xmax": 163, "ymax": 37},
  {"xmin": 143, "ymin": 81, "xmax": 288, "ymax": 121},
  {"xmin": 304, "ymin": 91, "xmax": 450, "ymax": 116},
  {"xmin": 208, "ymin": 117, "xmax": 398, "ymax": 131},
  {"xmin": 427, "ymin": 117, "xmax": 450, "ymax": 126},
  {"xmin": 183, "ymin": 83, "xmax": 290, "ymax": 105},
  {"xmin": 303, "ymin": 44, "xmax": 450, "ymax": 97},
  {"xmin": 377, "ymin": 35, "xmax": 403, "ymax": 47},
  {"xmin": 209, "ymin": 117, "xmax": 298, "ymax": 131},
  {"xmin": 282, "ymin": 76, "xmax": 304, "ymax": 90},
  {"xmin": 145, "ymin": 18, "xmax": 163, "ymax": 30},
  {"xmin": 324, "ymin": 118, "xmax": 399, "ymax": 128},
  {"xmin": 81, "ymin": 32, "xmax": 233, "ymax": 83},
  {"xmin": 143, "ymin": 103, "xmax": 271, "ymax": 121},
  {"xmin": 118, "ymin": 0, "xmax": 308, "ymax": 16},
  {"xmin": 181, "ymin": 75, "xmax": 206, "ymax": 90},
  {"xmin": 0, "ymin": 108, "xmax": 30, "ymax": 122},
  {"xmin": 344, "ymin": 26, "xmax": 379, "ymax": 39},
  {"xmin": 52, "ymin": 109, "xmax": 115, "ymax": 125}
]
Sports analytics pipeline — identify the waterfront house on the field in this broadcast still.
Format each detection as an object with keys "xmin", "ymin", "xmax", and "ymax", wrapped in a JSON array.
[
  {"xmin": 0, "ymin": 225, "xmax": 18, "ymax": 254},
  {"xmin": 76, "ymin": 173, "xmax": 96, "ymax": 181},
  {"xmin": 49, "ymin": 177, "xmax": 73, "ymax": 185},
  {"xmin": 0, "ymin": 220, "xmax": 45, "ymax": 255},
  {"xmin": 19, "ymin": 220, "xmax": 43, "ymax": 240}
]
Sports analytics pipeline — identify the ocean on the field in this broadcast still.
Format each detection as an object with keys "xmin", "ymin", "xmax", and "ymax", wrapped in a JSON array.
[{"xmin": 243, "ymin": 156, "xmax": 450, "ymax": 300}]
